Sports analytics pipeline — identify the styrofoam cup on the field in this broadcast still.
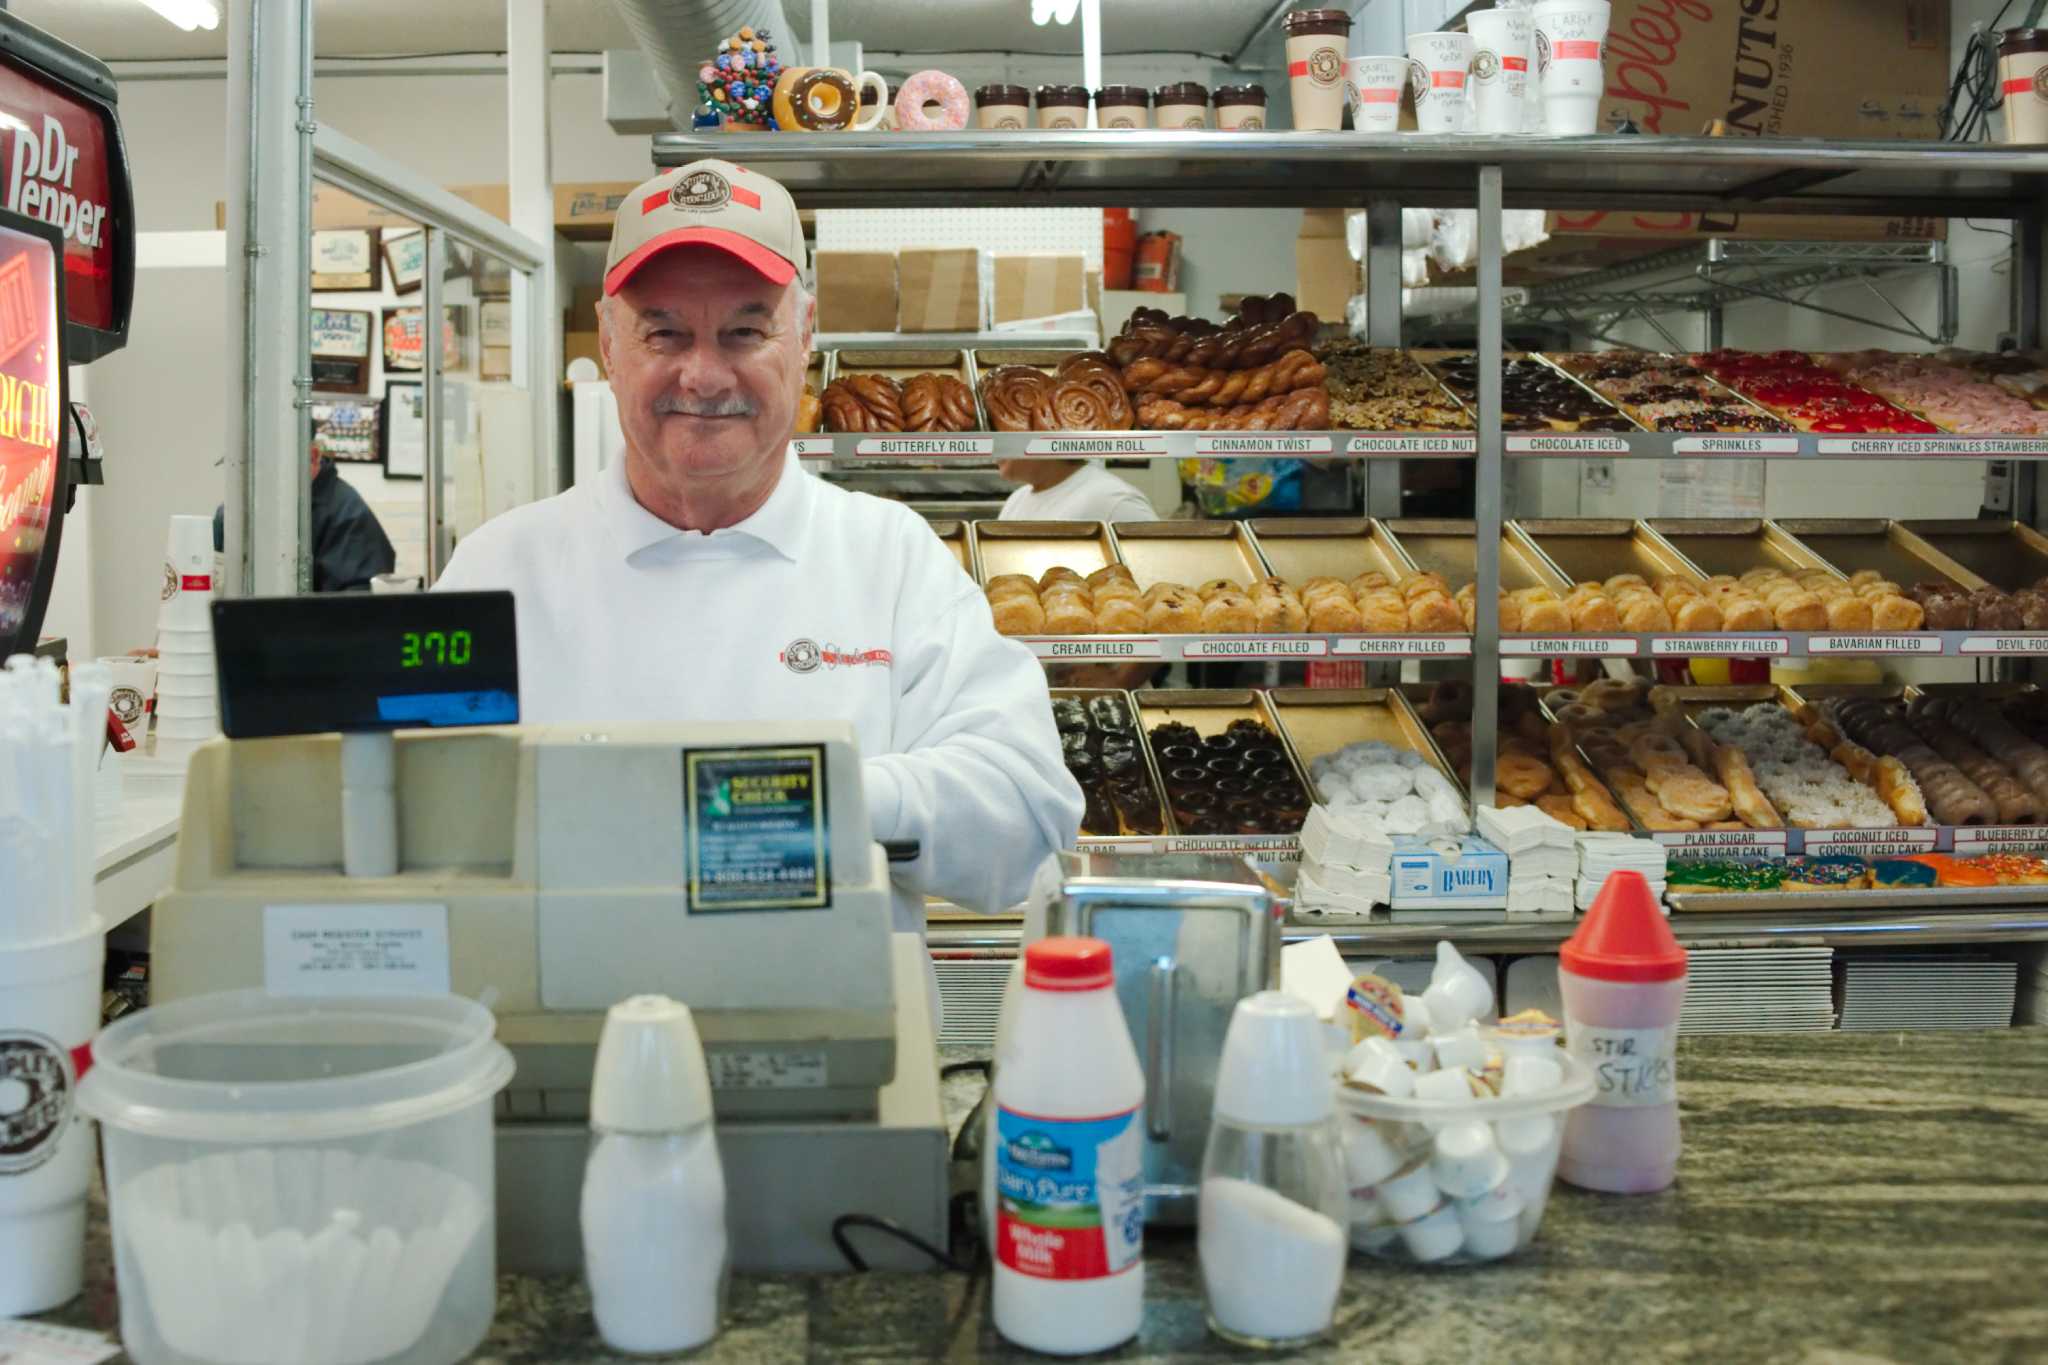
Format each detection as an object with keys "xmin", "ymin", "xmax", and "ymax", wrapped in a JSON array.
[
  {"xmin": 1345, "ymin": 1036, "xmax": 1416, "ymax": 1098},
  {"xmin": 1344, "ymin": 55, "xmax": 1407, "ymax": 133},
  {"xmin": 1467, "ymin": 7, "xmax": 1533, "ymax": 134},
  {"xmin": 1396, "ymin": 1202, "xmax": 1463, "ymax": 1262},
  {"xmin": 1459, "ymin": 1205, "xmax": 1521, "ymax": 1260},
  {"xmin": 1533, "ymin": 0, "xmax": 1610, "ymax": 134},
  {"xmin": 1406, "ymin": 31, "xmax": 1473, "ymax": 133},
  {"xmin": 1344, "ymin": 1117, "xmax": 1409, "ymax": 1189},
  {"xmin": 1433, "ymin": 1026, "xmax": 1490, "ymax": 1073},
  {"xmin": 165, "ymin": 514, "xmax": 214, "ymax": 577},
  {"xmin": 1431, "ymin": 1122, "xmax": 1509, "ymax": 1198},
  {"xmin": 1372, "ymin": 1158, "xmax": 1441, "ymax": 1224},
  {"xmin": 155, "ymin": 717, "xmax": 219, "ymax": 740}
]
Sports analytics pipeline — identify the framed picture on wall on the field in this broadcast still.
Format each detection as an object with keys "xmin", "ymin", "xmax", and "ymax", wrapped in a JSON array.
[
  {"xmin": 310, "ymin": 397, "xmax": 380, "ymax": 465},
  {"xmin": 382, "ymin": 227, "xmax": 426, "ymax": 294},
  {"xmin": 382, "ymin": 381, "xmax": 425, "ymax": 480},
  {"xmin": 382, "ymin": 305, "xmax": 464, "ymax": 372},
  {"xmin": 474, "ymin": 252, "xmax": 512, "ymax": 297},
  {"xmin": 309, "ymin": 307, "xmax": 372, "ymax": 394},
  {"xmin": 311, "ymin": 228, "xmax": 380, "ymax": 291},
  {"xmin": 479, "ymin": 299, "xmax": 512, "ymax": 382}
]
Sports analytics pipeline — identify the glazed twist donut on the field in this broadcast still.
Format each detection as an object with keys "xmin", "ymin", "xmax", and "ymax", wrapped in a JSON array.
[
  {"xmin": 1136, "ymin": 387, "xmax": 1328, "ymax": 431},
  {"xmin": 1031, "ymin": 380, "xmax": 1119, "ymax": 432},
  {"xmin": 980, "ymin": 365, "xmax": 1056, "ymax": 432},
  {"xmin": 894, "ymin": 70, "xmax": 970, "ymax": 130},
  {"xmin": 1118, "ymin": 349, "xmax": 1326, "ymax": 408}
]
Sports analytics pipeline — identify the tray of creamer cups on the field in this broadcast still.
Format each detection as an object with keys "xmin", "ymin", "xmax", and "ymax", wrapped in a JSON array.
[{"xmin": 1332, "ymin": 943, "xmax": 1594, "ymax": 1265}]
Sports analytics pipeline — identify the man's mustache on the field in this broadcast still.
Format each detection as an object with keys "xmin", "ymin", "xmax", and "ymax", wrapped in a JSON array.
[{"xmin": 656, "ymin": 393, "xmax": 758, "ymax": 418}]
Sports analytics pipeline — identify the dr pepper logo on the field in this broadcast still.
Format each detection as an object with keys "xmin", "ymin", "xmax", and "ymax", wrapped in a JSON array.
[{"xmin": 0, "ymin": 1030, "xmax": 74, "ymax": 1175}]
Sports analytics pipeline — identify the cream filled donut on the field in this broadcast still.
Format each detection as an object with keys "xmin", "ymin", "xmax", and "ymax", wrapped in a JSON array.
[{"xmin": 895, "ymin": 69, "xmax": 970, "ymax": 131}]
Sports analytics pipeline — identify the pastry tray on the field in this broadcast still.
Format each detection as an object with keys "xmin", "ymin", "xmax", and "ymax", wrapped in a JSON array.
[
  {"xmin": 1514, "ymin": 518, "xmax": 1704, "ymax": 588},
  {"xmin": 1770, "ymin": 518, "xmax": 1978, "ymax": 593},
  {"xmin": 1383, "ymin": 518, "xmax": 1572, "ymax": 595},
  {"xmin": 1666, "ymin": 885, "xmax": 2048, "ymax": 913},
  {"xmin": 1051, "ymin": 687, "xmax": 1171, "ymax": 846},
  {"xmin": 972, "ymin": 348, "xmax": 1084, "ymax": 380},
  {"xmin": 1894, "ymin": 519, "xmax": 2048, "ymax": 593},
  {"xmin": 1322, "ymin": 347, "xmax": 1474, "ymax": 433},
  {"xmin": 1536, "ymin": 351, "xmax": 1785, "ymax": 432},
  {"xmin": 970, "ymin": 519, "xmax": 1119, "ymax": 584},
  {"xmin": 1244, "ymin": 518, "xmax": 1417, "ymax": 586},
  {"xmin": 1411, "ymin": 348, "xmax": 1643, "ymax": 432},
  {"xmin": 930, "ymin": 519, "xmax": 971, "ymax": 575},
  {"xmin": 822, "ymin": 348, "xmax": 985, "ymax": 431},
  {"xmin": 1133, "ymin": 688, "xmax": 1314, "ymax": 848},
  {"xmin": 1109, "ymin": 520, "xmax": 1269, "ymax": 592},
  {"xmin": 1267, "ymin": 687, "xmax": 1463, "ymax": 800},
  {"xmin": 1643, "ymin": 518, "xmax": 1840, "ymax": 581}
]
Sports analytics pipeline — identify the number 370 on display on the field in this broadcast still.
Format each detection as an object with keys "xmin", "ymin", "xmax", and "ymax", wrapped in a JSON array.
[{"xmin": 400, "ymin": 629, "xmax": 472, "ymax": 668}]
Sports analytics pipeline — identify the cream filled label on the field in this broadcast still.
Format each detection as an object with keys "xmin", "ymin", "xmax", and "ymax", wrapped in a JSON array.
[
  {"xmin": 1568, "ymin": 1023, "xmax": 1678, "ymax": 1108},
  {"xmin": 996, "ymin": 1104, "xmax": 1144, "ymax": 1280}
]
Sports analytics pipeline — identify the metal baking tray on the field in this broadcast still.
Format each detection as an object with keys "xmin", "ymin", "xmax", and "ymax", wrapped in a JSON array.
[
  {"xmin": 1536, "ymin": 351, "xmax": 1785, "ymax": 431},
  {"xmin": 1244, "ymin": 518, "xmax": 1417, "ymax": 587},
  {"xmin": 1321, "ymin": 347, "xmax": 1473, "ymax": 432},
  {"xmin": 929, "ymin": 520, "xmax": 971, "ymax": 575},
  {"xmin": 1411, "ymin": 349, "xmax": 1642, "ymax": 431},
  {"xmin": 1769, "ymin": 519, "xmax": 1976, "ymax": 593},
  {"xmin": 970, "ymin": 520, "xmax": 1118, "ymax": 585},
  {"xmin": 1894, "ymin": 519, "xmax": 2048, "ymax": 593},
  {"xmin": 1647, "ymin": 683, "xmax": 1782, "ymax": 725},
  {"xmin": 822, "ymin": 348, "xmax": 984, "ymax": 432},
  {"xmin": 1644, "ymin": 519, "xmax": 1839, "ymax": 582},
  {"xmin": 1267, "ymin": 687, "xmax": 1462, "ymax": 799},
  {"xmin": 1051, "ymin": 687, "xmax": 1171, "ymax": 841},
  {"xmin": 1133, "ymin": 688, "xmax": 1314, "ymax": 838},
  {"xmin": 1667, "ymin": 885, "xmax": 2048, "ymax": 914},
  {"xmin": 1382, "ymin": 519, "xmax": 1572, "ymax": 595},
  {"xmin": 973, "ymin": 348, "xmax": 1083, "ymax": 380},
  {"xmin": 1778, "ymin": 682, "xmax": 1913, "ymax": 721},
  {"xmin": 1514, "ymin": 519, "xmax": 1704, "ymax": 588},
  {"xmin": 1109, "ymin": 520, "xmax": 1269, "ymax": 592},
  {"xmin": 1910, "ymin": 681, "xmax": 2038, "ymax": 702}
]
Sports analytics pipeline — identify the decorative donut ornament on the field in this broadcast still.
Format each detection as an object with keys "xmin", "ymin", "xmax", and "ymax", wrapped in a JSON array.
[
  {"xmin": 775, "ymin": 67, "xmax": 859, "ymax": 130},
  {"xmin": 894, "ymin": 69, "xmax": 971, "ymax": 131}
]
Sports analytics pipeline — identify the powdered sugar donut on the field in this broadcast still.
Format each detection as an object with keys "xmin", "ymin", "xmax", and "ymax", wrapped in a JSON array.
[{"xmin": 896, "ymin": 69, "xmax": 970, "ymax": 130}]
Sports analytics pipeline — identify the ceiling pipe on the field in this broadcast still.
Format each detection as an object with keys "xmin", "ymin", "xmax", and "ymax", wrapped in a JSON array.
[{"xmin": 607, "ymin": 0, "xmax": 794, "ymax": 127}]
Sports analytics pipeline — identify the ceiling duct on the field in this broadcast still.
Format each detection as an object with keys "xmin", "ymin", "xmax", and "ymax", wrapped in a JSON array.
[{"xmin": 607, "ymin": 0, "xmax": 794, "ymax": 128}]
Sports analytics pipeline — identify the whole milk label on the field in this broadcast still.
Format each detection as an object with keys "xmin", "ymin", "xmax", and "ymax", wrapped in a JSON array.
[
  {"xmin": 995, "ymin": 1103, "xmax": 1144, "ymax": 1280},
  {"xmin": 1566, "ymin": 1022, "xmax": 1678, "ymax": 1108}
]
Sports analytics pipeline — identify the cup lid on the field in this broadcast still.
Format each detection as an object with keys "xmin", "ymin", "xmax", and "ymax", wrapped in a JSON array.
[
  {"xmin": 590, "ymin": 993, "xmax": 714, "ymax": 1133},
  {"xmin": 1155, "ymin": 82, "xmax": 1208, "ymax": 103},
  {"xmin": 1095, "ymin": 84, "xmax": 1150, "ymax": 105},
  {"xmin": 1284, "ymin": 8, "xmax": 1353, "ymax": 35},
  {"xmin": 1561, "ymin": 870, "xmax": 1687, "ymax": 982},
  {"xmin": 1035, "ymin": 84, "xmax": 1091, "ymax": 106},
  {"xmin": 1213, "ymin": 84, "xmax": 1268, "ymax": 105},
  {"xmin": 2001, "ymin": 27, "xmax": 2048, "ymax": 56},
  {"xmin": 1213, "ymin": 990, "xmax": 1332, "ymax": 1125},
  {"xmin": 976, "ymin": 83, "xmax": 1029, "ymax": 103}
]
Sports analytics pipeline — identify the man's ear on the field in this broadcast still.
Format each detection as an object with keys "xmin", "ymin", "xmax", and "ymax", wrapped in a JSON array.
[{"xmin": 596, "ymin": 296, "xmax": 613, "ymax": 376}]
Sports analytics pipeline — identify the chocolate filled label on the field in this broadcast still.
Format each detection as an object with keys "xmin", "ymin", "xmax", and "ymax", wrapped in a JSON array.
[
  {"xmin": 996, "ymin": 1104, "xmax": 1143, "ymax": 1281},
  {"xmin": 1568, "ymin": 1023, "xmax": 1678, "ymax": 1109},
  {"xmin": 1184, "ymin": 637, "xmax": 1327, "ymax": 658}
]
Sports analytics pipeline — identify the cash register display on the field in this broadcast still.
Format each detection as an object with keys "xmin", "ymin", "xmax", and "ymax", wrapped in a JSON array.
[{"xmin": 212, "ymin": 591, "xmax": 518, "ymax": 737}]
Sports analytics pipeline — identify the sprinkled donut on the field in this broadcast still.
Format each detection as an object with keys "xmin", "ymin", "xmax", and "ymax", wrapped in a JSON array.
[{"xmin": 895, "ymin": 69, "xmax": 970, "ymax": 131}]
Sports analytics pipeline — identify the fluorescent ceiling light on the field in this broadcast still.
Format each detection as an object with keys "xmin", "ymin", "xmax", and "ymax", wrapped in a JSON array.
[
  {"xmin": 1031, "ymin": 0, "xmax": 1082, "ymax": 25},
  {"xmin": 135, "ymin": 0, "xmax": 221, "ymax": 32}
]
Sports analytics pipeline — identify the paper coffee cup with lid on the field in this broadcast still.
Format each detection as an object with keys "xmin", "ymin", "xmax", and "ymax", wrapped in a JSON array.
[{"xmin": 1284, "ymin": 8, "xmax": 1352, "ymax": 131}]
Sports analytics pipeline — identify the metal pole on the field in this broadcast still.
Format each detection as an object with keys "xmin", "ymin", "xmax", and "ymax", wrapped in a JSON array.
[
  {"xmin": 507, "ymin": 0, "xmax": 561, "ymax": 500},
  {"xmin": 1363, "ymin": 198, "xmax": 1403, "ymax": 520},
  {"xmin": 423, "ymin": 229, "xmax": 448, "ymax": 578},
  {"xmin": 1471, "ymin": 165, "xmax": 1504, "ymax": 812},
  {"xmin": 225, "ymin": 0, "xmax": 312, "ymax": 597},
  {"xmin": 811, "ymin": 0, "xmax": 832, "ymax": 68}
]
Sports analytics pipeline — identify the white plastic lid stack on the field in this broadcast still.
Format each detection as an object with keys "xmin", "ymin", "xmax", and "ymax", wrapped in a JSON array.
[
  {"xmin": 590, "ymin": 994, "xmax": 713, "ymax": 1134},
  {"xmin": 1213, "ymin": 991, "xmax": 1333, "ymax": 1127}
]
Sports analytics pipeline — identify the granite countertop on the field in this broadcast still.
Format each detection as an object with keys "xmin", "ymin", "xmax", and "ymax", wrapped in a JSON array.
[{"xmin": 40, "ymin": 1030, "xmax": 2048, "ymax": 1363}]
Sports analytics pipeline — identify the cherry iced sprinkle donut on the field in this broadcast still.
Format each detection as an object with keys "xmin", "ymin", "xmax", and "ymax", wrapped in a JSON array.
[{"xmin": 894, "ymin": 69, "xmax": 970, "ymax": 130}]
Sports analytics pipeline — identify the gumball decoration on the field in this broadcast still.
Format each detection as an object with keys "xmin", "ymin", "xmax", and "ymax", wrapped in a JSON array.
[{"xmin": 698, "ymin": 24, "xmax": 784, "ymax": 129}]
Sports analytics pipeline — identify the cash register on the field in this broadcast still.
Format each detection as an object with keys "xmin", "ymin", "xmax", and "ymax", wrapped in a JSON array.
[{"xmin": 148, "ymin": 591, "xmax": 950, "ymax": 1272}]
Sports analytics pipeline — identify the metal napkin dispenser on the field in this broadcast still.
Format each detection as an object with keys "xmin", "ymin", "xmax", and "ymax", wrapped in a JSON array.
[{"xmin": 1049, "ymin": 855, "xmax": 1280, "ymax": 1224}]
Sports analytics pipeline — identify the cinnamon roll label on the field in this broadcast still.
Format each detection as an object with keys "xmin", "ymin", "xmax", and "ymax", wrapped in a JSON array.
[
  {"xmin": 1500, "ymin": 636, "xmax": 1636, "ymax": 656},
  {"xmin": 1024, "ymin": 436, "xmax": 1167, "ymax": 455},
  {"xmin": 1649, "ymin": 635, "xmax": 1789, "ymax": 656},
  {"xmin": 1334, "ymin": 637, "xmax": 1473, "ymax": 657},
  {"xmin": 1672, "ymin": 436, "xmax": 1799, "ymax": 454},
  {"xmin": 854, "ymin": 436, "xmax": 993, "ymax": 456},
  {"xmin": 1806, "ymin": 634, "xmax": 1942, "ymax": 655}
]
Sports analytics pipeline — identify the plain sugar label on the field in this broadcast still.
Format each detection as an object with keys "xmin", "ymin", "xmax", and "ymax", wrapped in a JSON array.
[
  {"xmin": 262, "ymin": 902, "xmax": 451, "ymax": 997},
  {"xmin": 995, "ymin": 1104, "xmax": 1143, "ymax": 1280},
  {"xmin": 1567, "ymin": 1022, "xmax": 1678, "ymax": 1108}
]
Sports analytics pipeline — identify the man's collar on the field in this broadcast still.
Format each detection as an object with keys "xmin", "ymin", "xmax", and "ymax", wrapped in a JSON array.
[{"xmin": 600, "ymin": 450, "xmax": 810, "ymax": 563}]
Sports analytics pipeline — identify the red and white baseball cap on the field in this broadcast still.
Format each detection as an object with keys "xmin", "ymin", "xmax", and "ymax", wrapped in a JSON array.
[{"xmin": 604, "ymin": 158, "xmax": 807, "ymax": 295}]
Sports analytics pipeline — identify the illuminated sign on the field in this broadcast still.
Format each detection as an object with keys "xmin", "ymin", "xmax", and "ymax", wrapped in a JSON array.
[{"xmin": 0, "ymin": 220, "xmax": 62, "ymax": 655}]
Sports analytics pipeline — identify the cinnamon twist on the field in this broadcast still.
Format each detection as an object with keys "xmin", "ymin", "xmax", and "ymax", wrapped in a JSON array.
[
  {"xmin": 1118, "ymin": 349, "xmax": 1326, "ymax": 409},
  {"xmin": 980, "ymin": 366, "xmax": 1056, "ymax": 432},
  {"xmin": 1136, "ymin": 385, "xmax": 1330, "ymax": 432},
  {"xmin": 1109, "ymin": 308, "xmax": 1321, "ymax": 372}
]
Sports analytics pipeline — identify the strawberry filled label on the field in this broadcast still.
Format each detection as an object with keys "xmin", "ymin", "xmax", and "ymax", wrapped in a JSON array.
[
  {"xmin": 995, "ymin": 1105, "xmax": 1143, "ymax": 1281},
  {"xmin": 1650, "ymin": 635, "xmax": 1790, "ymax": 656}
]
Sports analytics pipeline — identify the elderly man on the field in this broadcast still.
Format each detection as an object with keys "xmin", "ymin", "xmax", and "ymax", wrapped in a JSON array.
[{"xmin": 436, "ymin": 160, "xmax": 1081, "ymax": 929}]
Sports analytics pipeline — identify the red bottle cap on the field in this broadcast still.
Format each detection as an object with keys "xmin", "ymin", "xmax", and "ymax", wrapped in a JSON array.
[
  {"xmin": 1560, "ymin": 871, "xmax": 1688, "ymax": 983},
  {"xmin": 1025, "ymin": 936, "xmax": 1115, "ymax": 991}
]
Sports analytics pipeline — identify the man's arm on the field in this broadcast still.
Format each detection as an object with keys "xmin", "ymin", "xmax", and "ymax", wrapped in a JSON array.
[
  {"xmin": 866, "ymin": 541, "xmax": 1083, "ymax": 913},
  {"xmin": 316, "ymin": 487, "xmax": 398, "ymax": 592}
]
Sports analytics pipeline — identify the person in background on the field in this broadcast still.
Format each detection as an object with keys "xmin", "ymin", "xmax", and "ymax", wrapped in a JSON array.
[
  {"xmin": 213, "ymin": 441, "xmax": 397, "ymax": 592},
  {"xmin": 996, "ymin": 458, "xmax": 1158, "ymax": 523}
]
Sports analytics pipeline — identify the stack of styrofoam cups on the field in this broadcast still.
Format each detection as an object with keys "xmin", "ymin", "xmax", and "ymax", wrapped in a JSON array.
[{"xmin": 154, "ymin": 514, "xmax": 219, "ymax": 763}]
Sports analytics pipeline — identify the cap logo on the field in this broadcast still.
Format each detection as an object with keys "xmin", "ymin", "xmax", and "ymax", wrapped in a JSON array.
[{"xmin": 674, "ymin": 170, "xmax": 732, "ymax": 211}]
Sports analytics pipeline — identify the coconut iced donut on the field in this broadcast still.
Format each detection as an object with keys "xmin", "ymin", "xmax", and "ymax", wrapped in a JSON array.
[{"xmin": 895, "ymin": 69, "xmax": 970, "ymax": 130}]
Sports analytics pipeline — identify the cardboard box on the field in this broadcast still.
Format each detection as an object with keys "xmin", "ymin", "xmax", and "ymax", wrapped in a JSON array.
[
  {"xmin": 897, "ymin": 248, "xmax": 983, "ymax": 332},
  {"xmin": 814, "ymin": 251, "xmax": 899, "ymax": 333},
  {"xmin": 554, "ymin": 183, "xmax": 636, "ymax": 239},
  {"xmin": 1297, "ymin": 209, "xmax": 1359, "ymax": 321},
  {"xmin": 992, "ymin": 252, "xmax": 1086, "ymax": 324},
  {"xmin": 1389, "ymin": 835, "xmax": 1509, "ymax": 909},
  {"xmin": 1562, "ymin": 0, "xmax": 1948, "ymax": 242}
]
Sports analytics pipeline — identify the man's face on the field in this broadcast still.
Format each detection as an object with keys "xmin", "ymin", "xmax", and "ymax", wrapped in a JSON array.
[{"xmin": 599, "ymin": 246, "xmax": 811, "ymax": 487}]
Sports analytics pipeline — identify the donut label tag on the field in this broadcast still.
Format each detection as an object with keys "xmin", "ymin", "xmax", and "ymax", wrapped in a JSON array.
[
  {"xmin": 1196, "ymin": 435, "xmax": 1332, "ymax": 454},
  {"xmin": 1025, "ymin": 637, "xmax": 1165, "ymax": 660},
  {"xmin": 1500, "ymin": 636, "xmax": 1637, "ymax": 656},
  {"xmin": 1653, "ymin": 829, "xmax": 1786, "ymax": 853},
  {"xmin": 1333, "ymin": 636, "xmax": 1473, "ymax": 657},
  {"xmin": 1960, "ymin": 635, "xmax": 2048, "ymax": 655},
  {"xmin": 1672, "ymin": 436, "xmax": 1800, "ymax": 454},
  {"xmin": 1818, "ymin": 437, "xmax": 2048, "ymax": 455},
  {"xmin": 1800, "ymin": 828, "xmax": 1938, "ymax": 858},
  {"xmin": 1024, "ymin": 435, "xmax": 1168, "ymax": 455},
  {"xmin": 788, "ymin": 438, "xmax": 834, "ymax": 459},
  {"xmin": 1347, "ymin": 435, "xmax": 1478, "ymax": 454},
  {"xmin": 1807, "ymin": 634, "xmax": 1943, "ymax": 655},
  {"xmin": 1161, "ymin": 836, "xmax": 1300, "ymax": 859},
  {"xmin": 1506, "ymin": 434, "xmax": 1630, "ymax": 453},
  {"xmin": 1183, "ymin": 637, "xmax": 1329, "ymax": 658},
  {"xmin": 1649, "ymin": 635, "xmax": 1790, "ymax": 656},
  {"xmin": 1075, "ymin": 839, "xmax": 1155, "ymax": 856},
  {"xmin": 1953, "ymin": 826, "xmax": 2048, "ymax": 854},
  {"xmin": 854, "ymin": 436, "xmax": 994, "ymax": 456}
]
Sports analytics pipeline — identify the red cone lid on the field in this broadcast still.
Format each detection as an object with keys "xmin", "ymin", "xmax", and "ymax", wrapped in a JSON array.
[{"xmin": 1560, "ymin": 870, "xmax": 1687, "ymax": 982}]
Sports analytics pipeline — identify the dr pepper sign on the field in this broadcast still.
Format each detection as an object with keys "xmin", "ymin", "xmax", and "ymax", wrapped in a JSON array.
[{"xmin": 0, "ymin": 50, "xmax": 126, "ymax": 347}]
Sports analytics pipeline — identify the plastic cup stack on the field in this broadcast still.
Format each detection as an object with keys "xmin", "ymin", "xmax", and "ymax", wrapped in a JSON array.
[{"xmin": 154, "ymin": 514, "xmax": 220, "ymax": 762}]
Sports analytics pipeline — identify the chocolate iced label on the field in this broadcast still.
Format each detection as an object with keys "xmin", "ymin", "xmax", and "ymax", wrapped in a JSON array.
[{"xmin": 0, "ymin": 1030, "xmax": 73, "ymax": 1175}]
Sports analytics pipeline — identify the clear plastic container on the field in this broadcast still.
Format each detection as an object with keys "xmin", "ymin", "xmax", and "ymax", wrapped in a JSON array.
[
  {"xmin": 1335, "ymin": 1052, "xmax": 1595, "ymax": 1265},
  {"xmin": 1200, "ymin": 1121, "xmax": 1348, "ymax": 1348},
  {"xmin": 76, "ymin": 990, "xmax": 515, "ymax": 1365}
]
